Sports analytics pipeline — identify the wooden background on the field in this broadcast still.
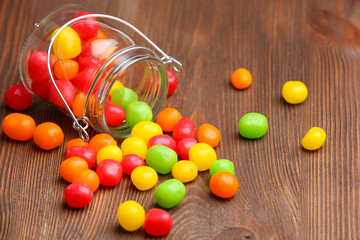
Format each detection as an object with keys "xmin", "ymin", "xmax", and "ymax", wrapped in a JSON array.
[{"xmin": 1, "ymin": 0, "xmax": 360, "ymax": 239}]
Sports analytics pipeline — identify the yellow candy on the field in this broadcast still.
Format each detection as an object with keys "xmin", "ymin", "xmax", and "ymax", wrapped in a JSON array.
[
  {"xmin": 120, "ymin": 137, "xmax": 147, "ymax": 159},
  {"xmin": 109, "ymin": 80, "xmax": 124, "ymax": 95},
  {"xmin": 117, "ymin": 200, "xmax": 145, "ymax": 232},
  {"xmin": 189, "ymin": 143, "xmax": 217, "ymax": 171},
  {"xmin": 131, "ymin": 166, "xmax": 158, "ymax": 191},
  {"xmin": 282, "ymin": 81, "xmax": 308, "ymax": 104},
  {"xmin": 97, "ymin": 145, "xmax": 123, "ymax": 164},
  {"xmin": 172, "ymin": 160, "xmax": 198, "ymax": 183},
  {"xmin": 52, "ymin": 27, "xmax": 81, "ymax": 59},
  {"xmin": 131, "ymin": 121, "xmax": 163, "ymax": 145},
  {"xmin": 302, "ymin": 127, "xmax": 326, "ymax": 150}
]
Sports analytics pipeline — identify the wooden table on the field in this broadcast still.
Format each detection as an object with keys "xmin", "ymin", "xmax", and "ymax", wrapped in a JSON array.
[{"xmin": 1, "ymin": 0, "xmax": 359, "ymax": 239}]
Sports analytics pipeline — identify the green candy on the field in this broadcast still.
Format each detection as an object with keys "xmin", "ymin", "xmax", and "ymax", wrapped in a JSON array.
[
  {"xmin": 209, "ymin": 159, "xmax": 235, "ymax": 177},
  {"xmin": 125, "ymin": 101, "xmax": 153, "ymax": 128},
  {"xmin": 110, "ymin": 87, "xmax": 138, "ymax": 110},
  {"xmin": 154, "ymin": 179, "xmax": 186, "ymax": 208},
  {"xmin": 145, "ymin": 145, "xmax": 177, "ymax": 174},
  {"xmin": 238, "ymin": 112, "xmax": 268, "ymax": 139}
]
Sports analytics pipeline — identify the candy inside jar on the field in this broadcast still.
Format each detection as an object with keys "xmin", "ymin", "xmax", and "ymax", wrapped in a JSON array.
[{"xmin": 19, "ymin": 5, "xmax": 182, "ymax": 140}]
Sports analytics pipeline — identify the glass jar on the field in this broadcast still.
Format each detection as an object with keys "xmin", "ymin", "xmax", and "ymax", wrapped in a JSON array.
[{"xmin": 19, "ymin": 4, "xmax": 182, "ymax": 140}]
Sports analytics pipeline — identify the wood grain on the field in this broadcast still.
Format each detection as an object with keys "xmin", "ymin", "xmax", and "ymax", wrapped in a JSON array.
[{"xmin": 1, "ymin": 0, "xmax": 360, "ymax": 239}]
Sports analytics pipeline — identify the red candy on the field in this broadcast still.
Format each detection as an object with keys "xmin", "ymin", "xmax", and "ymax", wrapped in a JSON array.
[
  {"xmin": 172, "ymin": 118, "xmax": 197, "ymax": 142},
  {"xmin": 77, "ymin": 56, "xmax": 100, "ymax": 71},
  {"xmin": 28, "ymin": 51, "xmax": 55, "ymax": 84},
  {"xmin": 121, "ymin": 154, "xmax": 145, "ymax": 175},
  {"xmin": 96, "ymin": 159, "xmax": 123, "ymax": 186},
  {"xmin": 166, "ymin": 69, "xmax": 177, "ymax": 96},
  {"xmin": 105, "ymin": 101, "xmax": 125, "ymax": 126},
  {"xmin": 5, "ymin": 84, "xmax": 33, "ymax": 111},
  {"xmin": 72, "ymin": 12, "xmax": 100, "ymax": 39},
  {"xmin": 65, "ymin": 146, "xmax": 96, "ymax": 169},
  {"xmin": 64, "ymin": 182, "xmax": 94, "ymax": 208},
  {"xmin": 144, "ymin": 208, "xmax": 173, "ymax": 237},
  {"xmin": 49, "ymin": 80, "xmax": 76, "ymax": 109},
  {"xmin": 31, "ymin": 81, "xmax": 50, "ymax": 99},
  {"xmin": 177, "ymin": 137, "xmax": 198, "ymax": 160},
  {"xmin": 148, "ymin": 134, "xmax": 177, "ymax": 152},
  {"xmin": 73, "ymin": 64, "xmax": 99, "ymax": 93}
]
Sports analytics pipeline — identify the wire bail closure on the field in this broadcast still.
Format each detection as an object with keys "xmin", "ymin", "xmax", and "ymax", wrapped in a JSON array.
[{"xmin": 46, "ymin": 13, "xmax": 183, "ymax": 141}]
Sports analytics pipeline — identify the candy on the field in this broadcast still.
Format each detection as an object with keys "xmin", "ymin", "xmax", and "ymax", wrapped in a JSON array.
[
  {"xmin": 109, "ymin": 80, "xmax": 124, "ymax": 95},
  {"xmin": 154, "ymin": 179, "xmax": 186, "ymax": 208},
  {"xmin": 33, "ymin": 122, "xmax": 64, "ymax": 150},
  {"xmin": 54, "ymin": 59, "xmax": 79, "ymax": 80},
  {"xmin": 77, "ymin": 56, "xmax": 100, "ymax": 71},
  {"xmin": 120, "ymin": 137, "xmax": 148, "ymax": 159},
  {"xmin": 148, "ymin": 134, "xmax": 177, "ymax": 152},
  {"xmin": 90, "ymin": 29, "xmax": 107, "ymax": 41},
  {"xmin": 166, "ymin": 69, "xmax": 178, "ymax": 96},
  {"xmin": 65, "ymin": 138, "xmax": 89, "ymax": 151},
  {"xmin": 96, "ymin": 159, "xmax": 123, "ymax": 186},
  {"xmin": 73, "ymin": 64, "xmax": 100, "ymax": 93},
  {"xmin": 105, "ymin": 101, "xmax": 125, "ymax": 126},
  {"xmin": 49, "ymin": 80, "xmax": 76, "ymax": 109},
  {"xmin": 65, "ymin": 146, "xmax": 96, "ymax": 169},
  {"xmin": 121, "ymin": 154, "xmax": 145, "ymax": 175},
  {"xmin": 156, "ymin": 107, "xmax": 182, "ymax": 132},
  {"xmin": 117, "ymin": 201, "xmax": 145, "ymax": 232},
  {"xmin": 238, "ymin": 112, "xmax": 268, "ymax": 139},
  {"xmin": 72, "ymin": 12, "xmax": 100, "ymax": 39},
  {"xmin": 27, "ymin": 51, "xmax": 56, "ymax": 84},
  {"xmin": 72, "ymin": 92, "xmax": 86, "ymax": 118},
  {"xmin": 72, "ymin": 169, "xmax": 100, "ymax": 192},
  {"xmin": 302, "ymin": 127, "xmax": 326, "ymax": 150},
  {"xmin": 64, "ymin": 182, "xmax": 93, "ymax": 208},
  {"xmin": 209, "ymin": 159, "xmax": 235, "ymax": 177},
  {"xmin": 144, "ymin": 208, "xmax": 173, "ymax": 237},
  {"xmin": 131, "ymin": 121, "xmax": 163, "ymax": 145},
  {"xmin": 231, "ymin": 68, "xmax": 252, "ymax": 90},
  {"xmin": 177, "ymin": 138, "xmax": 198, "ymax": 160},
  {"xmin": 96, "ymin": 145, "xmax": 123, "ymax": 164},
  {"xmin": 31, "ymin": 81, "xmax": 50, "ymax": 99},
  {"xmin": 5, "ymin": 84, "xmax": 33, "ymax": 111},
  {"xmin": 282, "ymin": 81, "xmax": 308, "ymax": 104},
  {"xmin": 73, "ymin": 39, "xmax": 92, "ymax": 61},
  {"xmin": 59, "ymin": 157, "xmax": 89, "ymax": 182},
  {"xmin": 131, "ymin": 166, "xmax": 158, "ymax": 191},
  {"xmin": 125, "ymin": 101, "xmax": 153, "ymax": 128},
  {"xmin": 171, "ymin": 160, "xmax": 198, "ymax": 183},
  {"xmin": 146, "ymin": 145, "xmax": 178, "ymax": 174},
  {"xmin": 88, "ymin": 133, "xmax": 117, "ymax": 154},
  {"xmin": 110, "ymin": 87, "xmax": 138, "ymax": 110},
  {"xmin": 2, "ymin": 113, "xmax": 36, "ymax": 141},
  {"xmin": 209, "ymin": 172, "xmax": 239, "ymax": 198},
  {"xmin": 188, "ymin": 143, "xmax": 216, "ymax": 171},
  {"xmin": 197, "ymin": 123, "xmax": 221, "ymax": 148},
  {"xmin": 52, "ymin": 26, "xmax": 81, "ymax": 59},
  {"xmin": 172, "ymin": 118, "xmax": 197, "ymax": 142}
]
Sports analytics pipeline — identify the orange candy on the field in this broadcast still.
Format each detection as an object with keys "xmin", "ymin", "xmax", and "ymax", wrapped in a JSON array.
[
  {"xmin": 2, "ymin": 113, "xmax": 36, "ymax": 141},
  {"xmin": 88, "ymin": 133, "xmax": 117, "ymax": 154},
  {"xmin": 197, "ymin": 123, "xmax": 221, "ymax": 148},
  {"xmin": 65, "ymin": 137, "xmax": 89, "ymax": 151},
  {"xmin": 54, "ymin": 59, "xmax": 79, "ymax": 81},
  {"xmin": 231, "ymin": 68, "xmax": 252, "ymax": 90},
  {"xmin": 72, "ymin": 92, "xmax": 86, "ymax": 118},
  {"xmin": 156, "ymin": 107, "xmax": 183, "ymax": 132},
  {"xmin": 89, "ymin": 30, "xmax": 107, "ymax": 41},
  {"xmin": 209, "ymin": 172, "xmax": 239, "ymax": 198},
  {"xmin": 60, "ymin": 157, "xmax": 89, "ymax": 182},
  {"xmin": 33, "ymin": 122, "xmax": 64, "ymax": 150},
  {"xmin": 72, "ymin": 169, "xmax": 100, "ymax": 192}
]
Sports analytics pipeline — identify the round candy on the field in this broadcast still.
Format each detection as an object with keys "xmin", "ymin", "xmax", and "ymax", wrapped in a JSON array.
[
  {"xmin": 302, "ymin": 127, "xmax": 326, "ymax": 150},
  {"xmin": 210, "ymin": 172, "xmax": 239, "ymax": 198},
  {"xmin": 109, "ymin": 80, "xmax": 124, "ymax": 96},
  {"xmin": 105, "ymin": 101, "xmax": 125, "ymax": 126},
  {"xmin": 72, "ymin": 92, "xmax": 86, "ymax": 118},
  {"xmin": 52, "ymin": 26, "xmax": 81, "ymax": 59},
  {"xmin": 131, "ymin": 166, "xmax": 158, "ymax": 191},
  {"xmin": 121, "ymin": 154, "xmax": 145, "ymax": 175},
  {"xmin": 156, "ymin": 107, "xmax": 182, "ymax": 132},
  {"xmin": 72, "ymin": 169, "xmax": 100, "ymax": 192},
  {"xmin": 65, "ymin": 146, "xmax": 96, "ymax": 169},
  {"xmin": 197, "ymin": 123, "xmax": 221, "ymax": 148},
  {"xmin": 117, "ymin": 200, "xmax": 145, "ymax": 232},
  {"xmin": 78, "ymin": 56, "xmax": 100, "ymax": 71},
  {"xmin": 172, "ymin": 160, "xmax": 198, "ymax": 183},
  {"xmin": 120, "ymin": 137, "xmax": 147, "ymax": 159},
  {"xmin": 148, "ymin": 134, "xmax": 177, "ymax": 152},
  {"xmin": 110, "ymin": 87, "xmax": 138, "ymax": 110},
  {"xmin": 144, "ymin": 208, "xmax": 173, "ymax": 237},
  {"xmin": 188, "ymin": 143, "xmax": 216, "ymax": 171},
  {"xmin": 282, "ymin": 81, "xmax": 308, "ymax": 104},
  {"xmin": 131, "ymin": 121, "xmax": 163, "ymax": 145},
  {"xmin": 231, "ymin": 68, "xmax": 252, "ymax": 89},
  {"xmin": 5, "ymin": 84, "xmax": 33, "ymax": 111},
  {"xmin": 54, "ymin": 59, "xmax": 79, "ymax": 80},
  {"xmin": 27, "ymin": 51, "xmax": 55, "ymax": 84},
  {"xmin": 73, "ymin": 64, "xmax": 100, "ymax": 93},
  {"xmin": 60, "ymin": 157, "xmax": 89, "ymax": 182},
  {"xmin": 146, "ymin": 145, "xmax": 178, "ymax": 174},
  {"xmin": 72, "ymin": 12, "xmax": 100, "ymax": 39},
  {"xmin": 65, "ymin": 138, "xmax": 89, "ymax": 151},
  {"xmin": 96, "ymin": 159, "xmax": 123, "ymax": 186},
  {"xmin": 33, "ymin": 122, "xmax": 64, "ymax": 150},
  {"xmin": 166, "ymin": 69, "xmax": 178, "ymax": 96},
  {"xmin": 238, "ymin": 112, "xmax": 268, "ymax": 139},
  {"xmin": 177, "ymin": 138, "xmax": 198, "ymax": 160},
  {"xmin": 172, "ymin": 118, "xmax": 197, "ymax": 142},
  {"xmin": 49, "ymin": 80, "xmax": 76, "ymax": 109},
  {"xmin": 89, "ymin": 133, "xmax": 117, "ymax": 154},
  {"xmin": 64, "ymin": 182, "xmax": 93, "ymax": 208},
  {"xmin": 209, "ymin": 159, "xmax": 235, "ymax": 178},
  {"xmin": 2, "ymin": 113, "xmax": 36, "ymax": 141},
  {"xmin": 125, "ymin": 101, "xmax": 153, "ymax": 128},
  {"xmin": 96, "ymin": 145, "xmax": 123, "ymax": 164},
  {"xmin": 154, "ymin": 179, "xmax": 186, "ymax": 208}
]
